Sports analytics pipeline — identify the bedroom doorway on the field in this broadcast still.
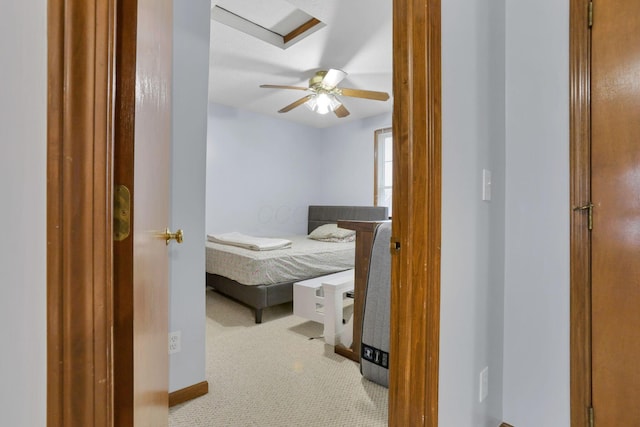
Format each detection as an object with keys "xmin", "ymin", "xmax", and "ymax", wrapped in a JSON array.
[
  {"xmin": 203, "ymin": 0, "xmax": 441, "ymax": 424},
  {"xmin": 46, "ymin": 0, "xmax": 441, "ymax": 426}
]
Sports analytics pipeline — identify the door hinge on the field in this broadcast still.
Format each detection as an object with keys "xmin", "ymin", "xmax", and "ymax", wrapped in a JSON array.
[
  {"xmin": 573, "ymin": 203, "xmax": 594, "ymax": 231},
  {"xmin": 588, "ymin": 406, "xmax": 594, "ymax": 427},
  {"xmin": 114, "ymin": 184, "xmax": 131, "ymax": 241},
  {"xmin": 588, "ymin": 1, "xmax": 593, "ymax": 28}
]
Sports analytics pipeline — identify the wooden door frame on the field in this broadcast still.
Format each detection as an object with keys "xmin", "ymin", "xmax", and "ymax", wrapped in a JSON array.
[
  {"xmin": 389, "ymin": 0, "xmax": 441, "ymax": 425},
  {"xmin": 47, "ymin": 0, "xmax": 116, "ymax": 425},
  {"xmin": 569, "ymin": 0, "xmax": 592, "ymax": 426},
  {"xmin": 46, "ymin": 0, "xmax": 442, "ymax": 426}
]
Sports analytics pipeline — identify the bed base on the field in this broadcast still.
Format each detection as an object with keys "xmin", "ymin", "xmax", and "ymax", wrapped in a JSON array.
[{"xmin": 206, "ymin": 273, "xmax": 293, "ymax": 323}]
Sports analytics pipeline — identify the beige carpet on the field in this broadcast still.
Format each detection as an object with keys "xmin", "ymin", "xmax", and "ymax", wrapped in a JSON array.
[{"xmin": 169, "ymin": 289, "xmax": 388, "ymax": 427}]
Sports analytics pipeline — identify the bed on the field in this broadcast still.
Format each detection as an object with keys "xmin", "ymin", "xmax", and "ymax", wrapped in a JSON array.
[{"xmin": 205, "ymin": 205, "xmax": 388, "ymax": 323}]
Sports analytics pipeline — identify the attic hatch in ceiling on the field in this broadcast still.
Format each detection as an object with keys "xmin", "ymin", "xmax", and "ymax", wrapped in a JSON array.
[{"xmin": 211, "ymin": 0, "xmax": 325, "ymax": 49}]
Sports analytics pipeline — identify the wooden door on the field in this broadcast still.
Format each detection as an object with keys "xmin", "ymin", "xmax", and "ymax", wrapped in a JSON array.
[
  {"xmin": 591, "ymin": 0, "xmax": 640, "ymax": 424},
  {"xmin": 132, "ymin": 0, "xmax": 173, "ymax": 424},
  {"xmin": 48, "ymin": 0, "xmax": 172, "ymax": 424},
  {"xmin": 114, "ymin": 0, "xmax": 173, "ymax": 425}
]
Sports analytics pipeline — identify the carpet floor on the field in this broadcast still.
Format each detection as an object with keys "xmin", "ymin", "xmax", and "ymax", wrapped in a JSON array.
[{"xmin": 168, "ymin": 289, "xmax": 388, "ymax": 427}]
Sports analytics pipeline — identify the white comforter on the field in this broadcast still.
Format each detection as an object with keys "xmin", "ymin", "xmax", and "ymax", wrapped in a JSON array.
[
  {"xmin": 205, "ymin": 235, "xmax": 355, "ymax": 286},
  {"xmin": 207, "ymin": 232, "xmax": 292, "ymax": 251}
]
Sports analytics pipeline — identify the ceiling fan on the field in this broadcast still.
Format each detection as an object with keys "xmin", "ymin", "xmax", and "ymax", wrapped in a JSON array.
[{"xmin": 259, "ymin": 69, "xmax": 390, "ymax": 118}]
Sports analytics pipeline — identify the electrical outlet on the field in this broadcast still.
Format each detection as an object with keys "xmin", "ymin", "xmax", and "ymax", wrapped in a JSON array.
[
  {"xmin": 479, "ymin": 366, "xmax": 489, "ymax": 402},
  {"xmin": 168, "ymin": 331, "xmax": 181, "ymax": 354}
]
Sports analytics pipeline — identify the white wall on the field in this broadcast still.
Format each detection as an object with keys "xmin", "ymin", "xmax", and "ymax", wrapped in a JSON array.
[
  {"xmin": 206, "ymin": 104, "xmax": 390, "ymax": 236},
  {"xmin": 439, "ymin": 0, "xmax": 506, "ymax": 425},
  {"xmin": 503, "ymin": 1, "xmax": 570, "ymax": 425},
  {"xmin": 317, "ymin": 112, "xmax": 391, "ymax": 205},
  {"xmin": 0, "ymin": 1, "xmax": 47, "ymax": 425},
  {"xmin": 169, "ymin": 0, "xmax": 211, "ymax": 392},
  {"xmin": 206, "ymin": 103, "xmax": 323, "ymax": 236}
]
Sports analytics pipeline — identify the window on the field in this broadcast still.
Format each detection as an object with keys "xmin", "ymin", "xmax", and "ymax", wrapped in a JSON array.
[{"xmin": 374, "ymin": 127, "xmax": 393, "ymax": 217}]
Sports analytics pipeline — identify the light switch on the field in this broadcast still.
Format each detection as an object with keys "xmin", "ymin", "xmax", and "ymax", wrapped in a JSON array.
[
  {"xmin": 482, "ymin": 169, "xmax": 492, "ymax": 201},
  {"xmin": 479, "ymin": 366, "xmax": 489, "ymax": 402}
]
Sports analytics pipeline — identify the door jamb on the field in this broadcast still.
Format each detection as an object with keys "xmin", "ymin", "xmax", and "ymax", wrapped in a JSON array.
[
  {"xmin": 389, "ymin": 1, "xmax": 441, "ymax": 425},
  {"xmin": 569, "ymin": 0, "xmax": 592, "ymax": 426},
  {"xmin": 47, "ymin": 0, "xmax": 116, "ymax": 425}
]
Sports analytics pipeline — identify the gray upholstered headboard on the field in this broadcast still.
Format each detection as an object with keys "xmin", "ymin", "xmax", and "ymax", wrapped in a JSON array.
[{"xmin": 307, "ymin": 205, "xmax": 389, "ymax": 234}]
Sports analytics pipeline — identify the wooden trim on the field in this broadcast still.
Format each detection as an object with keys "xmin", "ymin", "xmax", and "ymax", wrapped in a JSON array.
[
  {"xmin": 283, "ymin": 18, "xmax": 321, "ymax": 44},
  {"xmin": 47, "ymin": 3, "xmax": 63, "ymax": 422},
  {"xmin": 113, "ymin": 0, "xmax": 138, "ymax": 425},
  {"xmin": 389, "ymin": 0, "xmax": 441, "ymax": 426},
  {"xmin": 373, "ymin": 127, "xmax": 393, "ymax": 207},
  {"xmin": 169, "ymin": 381, "xmax": 209, "ymax": 407},
  {"xmin": 569, "ymin": 1, "xmax": 592, "ymax": 426},
  {"xmin": 47, "ymin": 0, "xmax": 116, "ymax": 425},
  {"xmin": 334, "ymin": 344, "xmax": 360, "ymax": 362},
  {"xmin": 335, "ymin": 221, "xmax": 383, "ymax": 362},
  {"xmin": 374, "ymin": 130, "xmax": 380, "ymax": 206}
]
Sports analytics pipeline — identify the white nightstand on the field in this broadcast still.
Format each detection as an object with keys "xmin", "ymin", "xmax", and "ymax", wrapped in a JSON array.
[{"xmin": 293, "ymin": 269, "xmax": 355, "ymax": 346}]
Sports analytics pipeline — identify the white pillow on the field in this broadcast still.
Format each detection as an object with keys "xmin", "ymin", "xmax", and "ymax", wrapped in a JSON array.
[{"xmin": 308, "ymin": 223, "xmax": 356, "ymax": 242}]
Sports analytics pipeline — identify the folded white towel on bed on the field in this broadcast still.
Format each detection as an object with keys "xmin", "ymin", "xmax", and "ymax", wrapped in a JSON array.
[{"xmin": 207, "ymin": 232, "xmax": 292, "ymax": 251}]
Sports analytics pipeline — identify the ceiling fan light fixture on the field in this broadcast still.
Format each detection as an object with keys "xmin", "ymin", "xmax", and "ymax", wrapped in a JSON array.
[
  {"xmin": 306, "ymin": 93, "xmax": 341, "ymax": 115},
  {"xmin": 261, "ymin": 68, "xmax": 388, "ymax": 118}
]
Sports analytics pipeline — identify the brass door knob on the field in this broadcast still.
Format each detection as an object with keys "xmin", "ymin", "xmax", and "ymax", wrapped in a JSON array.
[{"xmin": 162, "ymin": 228, "xmax": 184, "ymax": 245}]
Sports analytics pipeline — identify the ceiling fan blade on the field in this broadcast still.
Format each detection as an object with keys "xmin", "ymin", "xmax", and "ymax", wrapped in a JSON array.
[
  {"xmin": 321, "ymin": 69, "xmax": 347, "ymax": 88},
  {"xmin": 278, "ymin": 94, "xmax": 314, "ymax": 113},
  {"xmin": 340, "ymin": 88, "xmax": 390, "ymax": 101},
  {"xmin": 334, "ymin": 104, "xmax": 350, "ymax": 118},
  {"xmin": 260, "ymin": 84, "xmax": 309, "ymax": 91}
]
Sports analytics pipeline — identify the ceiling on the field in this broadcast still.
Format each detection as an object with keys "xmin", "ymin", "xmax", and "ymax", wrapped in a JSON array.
[{"xmin": 208, "ymin": 0, "xmax": 393, "ymax": 128}]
